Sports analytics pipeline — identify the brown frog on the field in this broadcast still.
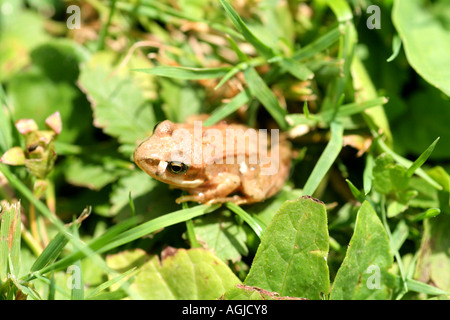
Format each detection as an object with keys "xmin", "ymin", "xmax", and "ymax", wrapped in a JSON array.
[{"xmin": 133, "ymin": 119, "xmax": 292, "ymax": 205}]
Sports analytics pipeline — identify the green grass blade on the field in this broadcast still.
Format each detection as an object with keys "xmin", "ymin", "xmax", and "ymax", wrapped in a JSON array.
[
  {"xmin": 0, "ymin": 202, "xmax": 21, "ymax": 279},
  {"xmin": 320, "ymin": 97, "xmax": 388, "ymax": 122},
  {"xmin": 387, "ymin": 34, "xmax": 402, "ymax": 62},
  {"xmin": 244, "ymin": 67, "xmax": 288, "ymax": 130},
  {"xmin": 303, "ymin": 122, "xmax": 344, "ymax": 196},
  {"xmin": 406, "ymin": 137, "xmax": 440, "ymax": 177},
  {"xmin": 116, "ymin": 0, "xmax": 242, "ymax": 39},
  {"xmin": 363, "ymin": 153, "xmax": 374, "ymax": 195},
  {"xmin": 203, "ymin": 89, "xmax": 252, "ymax": 126},
  {"xmin": 85, "ymin": 267, "xmax": 137, "ymax": 299},
  {"xmin": 34, "ymin": 217, "xmax": 139, "ymax": 276},
  {"xmin": 279, "ymin": 58, "xmax": 314, "ymax": 81},
  {"xmin": 291, "ymin": 27, "xmax": 341, "ymax": 61},
  {"xmin": 226, "ymin": 202, "xmax": 266, "ymax": 238},
  {"xmin": 30, "ymin": 232, "xmax": 70, "ymax": 272},
  {"xmin": 134, "ymin": 66, "xmax": 232, "ymax": 79},
  {"xmin": 345, "ymin": 179, "xmax": 365, "ymax": 203},
  {"xmin": 404, "ymin": 278, "xmax": 449, "ymax": 296},
  {"xmin": 101, "ymin": 204, "xmax": 219, "ymax": 252},
  {"xmin": 69, "ymin": 261, "xmax": 84, "ymax": 300},
  {"xmin": 219, "ymin": 0, "xmax": 275, "ymax": 59},
  {"xmin": 376, "ymin": 138, "xmax": 442, "ymax": 190},
  {"xmin": 97, "ymin": 0, "xmax": 117, "ymax": 51},
  {"xmin": 31, "ymin": 207, "xmax": 91, "ymax": 272},
  {"xmin": 40, "ymin": 205, "xmax": 219, "ymax": 275}
]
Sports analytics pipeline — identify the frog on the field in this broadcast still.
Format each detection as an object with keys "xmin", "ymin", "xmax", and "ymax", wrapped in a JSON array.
[{"xmin": 133, "ymin": 119, "xmax": 292, "ymax": 205}]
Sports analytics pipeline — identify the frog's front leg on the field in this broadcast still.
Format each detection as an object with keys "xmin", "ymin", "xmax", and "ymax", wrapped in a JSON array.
[{"xmin": 176, "ymin": 173, "xmax": 241, "ymax": 204}]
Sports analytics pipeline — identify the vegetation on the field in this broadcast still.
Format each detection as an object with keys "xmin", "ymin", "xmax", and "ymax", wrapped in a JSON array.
[{"xmin": 0, "ymin": 0, "xmax": 449, "ymax": 300}]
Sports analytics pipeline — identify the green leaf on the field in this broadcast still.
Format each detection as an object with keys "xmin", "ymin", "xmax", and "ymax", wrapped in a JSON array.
[
  {"xmin": 393, "ymin": 0, "xmax": 450, "ymax": 96},
  {"xmin": 226, "ymin": 202, "xmax": 266, "ymax": 239},
  {"xmin": 219, "ymin": 0, "xmax": 275, "ymax": 59},
  {"xmin": 134, "ymin": 66, "xmax": 232, "ymax": 80},
  {"xmin": 193, "ymin": 210, "xmax": 248, "ymax": 263},
  {"xmin": 324, "ymin": 0, "xmax": 353, "ymax": 23},
  {"xmin": 320, "ymin": 97, "xmax": 388, "ymax": 123},
  {"xmin": 291, "ymin": 26, "xmax": 341, "ymax": 61},
  {"xmin": 372, "ymin": 154, "xmax": 410, "ymax": 195},
  {"xmin": 159, "ymin": 77, "xmax": 204, "ymax": 123},
  {"xmin": 85, "ymin": 267, "xmax": 137, "ymax": 300},
  {"xmin": 415, "ymin": 213, "xmax": 450, "ymax": 292},
  {"xmin": 406, "ymin": 137, "xmax": 440, "ymax": 177},
  {"xmin": 303, "ymin": 121, "xmax": 344, "ymax": 196},
  {"xmin": 244, "ymin": 196, "xmax": 330, "ymax": 300},
  {"xmin": 244, "ymin": 67, "xmax": 288, "ymax": 130},
  {"xmin": 387, "ymin": 34, "xmax": 402, "ymax": 63},
  {"xmin": 132, "ymin": 248, "xmax": 241, "ymax": 299},
  {"xmin": 330, "ymin": 201, "xmax": 395, "ymax": 299},
  {"xmin": 203, "ymin": 89, "xmax": 252, "ymax": 127},
  {"xmin": 63, "ymin": 156, "xmax": 128, "ymax": 191},
  {"xmin": 78, "ymin": 60, "xmax": 156, "ymax": 155},
  {"xmin": 278, "ymin": 58, "xmax": 314, "ymax": 81}
]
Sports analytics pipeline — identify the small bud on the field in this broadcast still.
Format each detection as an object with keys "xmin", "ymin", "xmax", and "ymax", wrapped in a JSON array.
[
  {"xmin": 0, "ymin": 147, "xmax": 26, "ymax": 165},
  {"xmin": 45, "ymin": 111, "xmax": 62, "ymax": 135},
  {"xmin": 15, "ymin": 119, "xmax": 38, "ymax": 135}
]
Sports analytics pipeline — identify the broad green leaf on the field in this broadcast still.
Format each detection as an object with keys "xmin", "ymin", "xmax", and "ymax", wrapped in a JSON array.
[
  {"xmin": 415, "ymin": 213, "xmax": 450, "ymax": 292},
  {"xmin": 246, "ymin": 187, "xmax": 303, "ymax": 226},
  {"xmin": 394, "ymin": 87, "xmax": 450, "ymax": 161},
  {"xmin": 0, "ymin": 4, "xmax": 49, "ymax": 81},
  {"xmin": 393, "ymin": 0, "xmax": 450, "ymax": 96},
  {"xmin": 78, "ymin": 60, "xmax": 156, "ymax": 155},
  {"xmin": 245, "ymin": 196, "xmax": 330, "ymax": 300},
  {"xmin": 330, "ymin": 201, "xmax": 395, "ymax": 300},
  {"xmin": 131, "ymin": 248, "xmax": 241, "ymax": 299},
  {"xmin": 159, "ymin": 77, "xmax": 204, "ymax": 123},
  {"xmin": 63, "ymin": 156, "xmax": 129, "ymax": 191},
  {"xmin": 193, "ymin": 210, "xmax": 248, "ymax": 263},
  {"xmin": 372, "ymin": 154, "xmax": 409, "ymax": 195}
]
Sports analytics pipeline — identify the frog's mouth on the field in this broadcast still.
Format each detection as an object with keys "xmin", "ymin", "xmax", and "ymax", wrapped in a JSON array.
[{"xmin": 138, "ymin": 158, "xmax": 203, "ymax": 188}]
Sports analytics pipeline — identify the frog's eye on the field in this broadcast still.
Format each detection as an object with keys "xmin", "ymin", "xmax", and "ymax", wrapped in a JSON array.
[
  {"xmin": 152, "ymin": 121, "xmax": 162, "ymax": 134},
  {"xmin": 167, "ymin": 161, "xmax": 189, "ymax": 174}
]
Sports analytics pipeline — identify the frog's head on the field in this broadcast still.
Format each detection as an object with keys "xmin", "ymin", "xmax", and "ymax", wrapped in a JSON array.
[{"xmin": 133, "ymin": 120, "xmax": 205, "ymax": 188}]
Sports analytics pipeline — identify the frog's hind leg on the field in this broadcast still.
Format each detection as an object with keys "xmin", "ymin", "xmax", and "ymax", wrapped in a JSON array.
[{"xmin": 176, "ymin": 172, "xmax": 241, "ymax": 204}]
